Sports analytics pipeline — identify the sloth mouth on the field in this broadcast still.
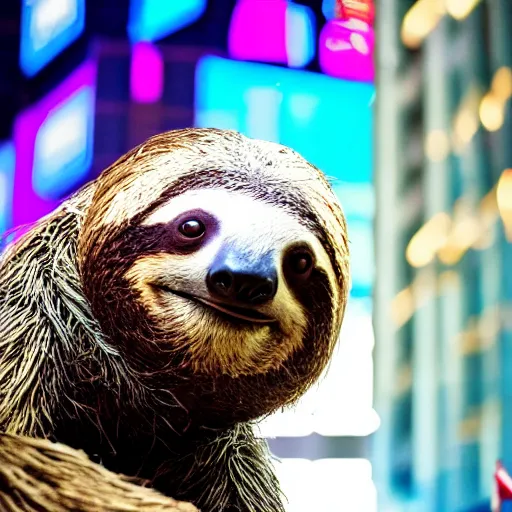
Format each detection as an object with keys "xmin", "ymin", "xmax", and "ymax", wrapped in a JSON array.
[{"xmin": 156, "ymin": 286, "xmax": 277, "ymax": 324}]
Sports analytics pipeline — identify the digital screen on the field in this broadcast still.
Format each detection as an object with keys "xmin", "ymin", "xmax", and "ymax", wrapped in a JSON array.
[
  {"xmin": 130, "ymin": 42, "xmax": 164, "ymax": 103},
  {"xmin": 347, "ymin": 218, "xmax": 374, "ymax": 297},
  {"xmin": 33, "ymin": 86, "xmax": 95, "ymax": 200},
  {"xmin": 20, "ymin": 0, "xmax": 85, "ymax": 77},
  {"xmin": 319, "ymin": 18, "xmax": 375, "ymax": 83},
  {"xmin": 128, "ymin": 0, "xmax": 207, "ymax": 42},
  {"xmin": 0, "ymin": 143, "xmax": 15, "ymax": 237},
  {"xmin": 331, "ymin": 182, "xmax": 375, "ymax": 220},
  {"xmin": 195, "ymin": 55, "xmax": 374, "ymax": 183},
  {"xmin": 228, "ymin": 0, "xmax": 315, "ymax": 68},
  {"xmin": 322, "ymin": 0, "xmax": 338, "ymax": 19},
  {"xmin": 13, "ymin": 60, "xmax": 96, "ymax": 228}
]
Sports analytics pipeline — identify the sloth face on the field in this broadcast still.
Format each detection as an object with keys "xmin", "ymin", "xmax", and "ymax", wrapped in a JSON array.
[
  {"xmin": 78, "ymin": 129, "xmax": 349, "ymax": 422},
  {"xmin": 123, "ymin": 188, "xmax": 334, "ymax": 377}
]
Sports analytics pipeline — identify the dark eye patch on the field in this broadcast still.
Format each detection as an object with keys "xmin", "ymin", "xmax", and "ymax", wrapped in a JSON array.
[
  {"xmin": 132, "ymin": 169, "xmax": 346, "ymax": 288},
  {"xmin": 169, "ymin": 209, "xmax": 218, "ymax": 251},
  {"xmin": 113, "ymin": 209, "xmax": 219, "ymax": 259}
]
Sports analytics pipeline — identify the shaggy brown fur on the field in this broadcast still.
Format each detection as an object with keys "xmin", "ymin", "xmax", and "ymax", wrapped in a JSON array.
[
  {"xmin": 0, "ymin": 434, "xmax": 197, "ymax": 511},
  {"xmin": 0, "ymin": 128, "xmax": 349, "ymax": 511}
]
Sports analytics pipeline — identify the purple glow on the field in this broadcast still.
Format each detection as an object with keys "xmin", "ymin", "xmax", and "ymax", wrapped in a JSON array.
[
  {"xmin": 130, "ymin": 42, "xmax": 164, "ymax": 103},
  {"xmin": 319, "ymin": 19, "xmax": 374, "ymax": 83},
  {"xmin": 228, "ymin": 0, "xmax": 316, "ymax": 68},
  {"xmin": 229, "ymin": 0, "xmax": 287, "ymax": 65},
  {"xmin": 13, "ymin": 60, "xmax": 97, "ymax": 228}
]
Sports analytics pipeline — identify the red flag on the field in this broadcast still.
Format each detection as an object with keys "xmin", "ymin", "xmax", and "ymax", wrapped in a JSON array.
[{"xmin": 493, "ymin": 461, "xmax": 512, "ymax": 511}]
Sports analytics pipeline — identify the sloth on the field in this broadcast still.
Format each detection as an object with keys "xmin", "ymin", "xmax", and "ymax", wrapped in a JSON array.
[{"xmin": 0, "ymin": 128, "xmax": 349, "ymax": 511}]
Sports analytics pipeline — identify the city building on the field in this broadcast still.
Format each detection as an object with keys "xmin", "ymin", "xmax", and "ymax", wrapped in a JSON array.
[{"xmin": 373, "ymin": 0, "xmax": 512, "ymax": 510}]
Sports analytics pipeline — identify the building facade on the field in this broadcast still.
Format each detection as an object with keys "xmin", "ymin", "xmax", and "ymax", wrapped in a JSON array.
[{"xmin": 373, "ymin": 0, "xmax": 512, "ymax": 510}]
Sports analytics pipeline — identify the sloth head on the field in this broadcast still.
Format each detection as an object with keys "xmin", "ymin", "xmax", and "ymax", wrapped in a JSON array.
[{"xmin": 77, "ymin": 128, "xmax": 349, "ymax": 427}]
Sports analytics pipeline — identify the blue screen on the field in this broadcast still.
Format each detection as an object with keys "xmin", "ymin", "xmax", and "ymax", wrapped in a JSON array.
[
  {"xmin": 195, "ymin": 55, "xmax": 374, "ymax": 184},
  {"xmin": 128, "ymin": 0, "xmax": 207, "ymax": 42},
  {"xmin": 20, "ymin": 0, "xmax": 85, "ymax": 77},
  {"xmin": 0, "ymin": 143, "xmax": 15, "ymax": 237},
  {"xmin": 32, "ymin": 86, "xmax": 95, "ymax": 200}
]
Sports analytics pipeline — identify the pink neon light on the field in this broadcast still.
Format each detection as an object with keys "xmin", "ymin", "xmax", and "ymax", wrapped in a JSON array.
[
  {"xmin": 319, "ymin": 18, "xmax": 374, "ymax": 83},
  {"xmin": 228, "ymin": 0, "xmax": 288, "ymax": 65},
  {"xmin": 13, "ymin": 60, "xmax": 97, "ymax": 228},
  {"xmin": 130, "ymin": 42, "xmax": 164, "ymax": 103}
]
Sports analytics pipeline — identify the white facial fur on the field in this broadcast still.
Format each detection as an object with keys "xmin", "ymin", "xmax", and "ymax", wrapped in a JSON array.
[{"xmin": 124, "ymin": 188, "xmax": 334, "ymax": 377}]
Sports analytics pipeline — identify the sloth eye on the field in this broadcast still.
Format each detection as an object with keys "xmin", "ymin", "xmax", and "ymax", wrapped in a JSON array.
[
  {"xmin": 287, "ymin": 250, "xmax": 314, "ymax": 276},
  {"xmin": 178, "ymin": 219, "xmax": 205, "ymax": 238}
]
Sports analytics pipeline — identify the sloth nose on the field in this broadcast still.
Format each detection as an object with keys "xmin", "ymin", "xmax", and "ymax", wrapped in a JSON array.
[{"xmin": 207, "ymin": 250, "xmax": 278, "ymax": 306}]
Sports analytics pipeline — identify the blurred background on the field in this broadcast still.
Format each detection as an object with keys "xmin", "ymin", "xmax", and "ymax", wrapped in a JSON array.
[{"xmin": 0, "ymin": 0, "xmax": 510, "ymax": 511}]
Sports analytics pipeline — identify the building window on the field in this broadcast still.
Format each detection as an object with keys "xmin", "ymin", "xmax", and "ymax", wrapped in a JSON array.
[{"xmin": 390, "ymin": 390, "xmax": 414, "ymax": 497}]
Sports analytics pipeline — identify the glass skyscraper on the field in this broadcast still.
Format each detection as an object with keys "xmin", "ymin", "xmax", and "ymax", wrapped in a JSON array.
[{"xmin": 373, "ymin": 0, "xmax": 512, "ymax": 510}]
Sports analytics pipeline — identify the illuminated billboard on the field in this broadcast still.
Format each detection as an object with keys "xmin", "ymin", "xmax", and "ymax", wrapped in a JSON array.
[
  {"xmin": 20, "ymin": 0, "xmax": 85, "ymax": 77},
  {"xmin": 0, "ymin": 143, "xmax": 15, "ymax": 237},
  {"xmin": 128, "ymin": 0, "xmax": 207, "ymax": 42},
  {"xmin": 13, "ymin": 60, "xmax": 96, "ymax": 228},
  {"xmin": 195, "ymin": 55, "xmax": 374, "ymax": 183},
  {"xmin": 228, "ymin": 0, "xmax": 315, "ymax": 69}
]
